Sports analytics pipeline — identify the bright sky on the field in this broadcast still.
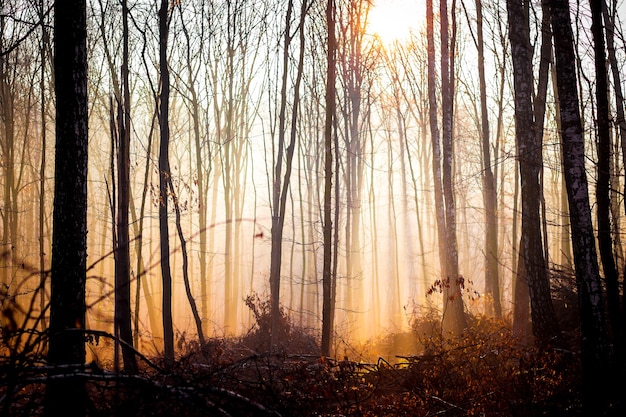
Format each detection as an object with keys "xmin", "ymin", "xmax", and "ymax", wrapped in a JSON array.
[{"xmin": 368, "ymin": 0, "xmax": 425, "ymax": 43}]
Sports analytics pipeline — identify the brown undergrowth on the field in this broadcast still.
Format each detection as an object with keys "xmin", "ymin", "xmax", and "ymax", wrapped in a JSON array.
[{"xmin": 1, "ymin": 294, "xmax": 586, "ymax": 416}]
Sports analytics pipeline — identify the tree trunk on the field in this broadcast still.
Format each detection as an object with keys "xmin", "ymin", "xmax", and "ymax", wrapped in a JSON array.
[
  {"xmin": 506, "ymin": 0, "xmax": 560, "ymax": 347},
  {"xmin": 512, "ymin": 239, "xmax": 532, "ymax": 344},
  {"xmin": 602, "ymin": 1, "xmax": 626, "ymax": 320},
  {"xmin": 45, "ymin": 1, "xmax": 88, "ymax": 415},
  {"xmin": 440, "ymin": 0, "xmax": 466, "ymax": 335},
  {"xmin": 426, "ymin": 0, "xmax": 448, "ymax": 316},
  {"xmin": 158, "ymin": 0, "xmax": 175, "ymax": 366},
  {"xmin": 321, "ymin": 0, "xmax": 336, "ymax": 357},
  {"xmin": 38, "ymin": 0, "xmax": 49, "ymax": 330},
  {"xmin": 169, "ymin": 176, "xmax": 205, "ymax": 344},
  {"xmin": 546, "ymin": 0, "xmax": 610, "ymax": 412},
  {"xmin": 270, "ymin": 0, "xmax": 307, "ymax": 348},
  {"xmin": 589, "ymin": 0, "xmax": 621, "ymax": 344},
  {"xmin": 114, "ymin": 0, "xmax": 138, "ymax": 374},
  {"xmin": 0, "ymin": 22, "xmax": 16, "ymax": 289},
  {"xmin": 178, "ymin": 2, "xmax": 211, "ymax": 334},
  {"xmin": 475, "ymin": 0, "xmax": 501, "ymax": 318}
]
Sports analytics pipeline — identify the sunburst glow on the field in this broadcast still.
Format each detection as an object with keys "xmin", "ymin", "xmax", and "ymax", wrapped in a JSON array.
[{"xmin": 368, "ymin": 0, "xmax": 423, "ymax": 44}]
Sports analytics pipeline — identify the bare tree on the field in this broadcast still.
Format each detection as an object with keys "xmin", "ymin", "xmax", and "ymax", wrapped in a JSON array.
[
  {"xmin": 177, "ymin": 1, "xmax": 212, "ymax": 334},
  {"xmin": 589, "ymin": 0, "xmax": 621, "ymax": 344},
  {"xmin": 321, "ymin": 0, "xmax": 336, "ymax": 357},
  {"xmin": 37, "ymin": 0, "xmax": 51, "ymax": 330},
  {"xmin": 336, "ymin": 0, "xmax": 371, "ymax": 338},
  {"xmin": 113, "ymin": 0, "xmax": 138, "ymax": 374},
  {"xmin": 45, "ymin": 0, "xmax": 88, "ymax": 414},
  {"xmin": 602, "ymin": 0, "xmax": 626, "ymax": 324},
  {"xmin": 546, "ymin": 0, "xmax": 610, "ymax": 412},
  {"xmin": 427, "ymin": 0, "xmax": 466, "ymax": 335},
  {"xmin": 269, "ymin": 0, "xmax": 308, "ymax": 347},
  {"xmin": 474, "ymin": 0, "xmax": 501, "ymax": 318},
  {"xmin": 506, "ymin": 0, "xmax": 560, "ymax": 347},
  {"xmin": 158, "ymin": 0, "xmax": 174, "ymax": 366}
]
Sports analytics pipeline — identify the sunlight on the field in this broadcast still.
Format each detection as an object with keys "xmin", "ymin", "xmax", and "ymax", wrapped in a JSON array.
[{"xmin": 367, "ymin": 0, "xmax": 423, "ymax": 44}]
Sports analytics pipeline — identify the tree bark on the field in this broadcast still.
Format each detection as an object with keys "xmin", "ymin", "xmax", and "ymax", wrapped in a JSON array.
[
  {"xmin": 546, "ymin": 0, "xmax": 610, "ymax": 412},
  {"xmin": 45, "ymin": 0, "xmax": 88, "ymax": 414},
  {"xmin": 158, "ymin": 0, "xmax": 175, "ymax": 366},
  {"xmin": 506, "ymin": 0, "xmax": 560, "ymax": 346},
  {"xmin": 440, "ymin": 0, "xmax": 467, "ymax": 335},
  {"xmin": 321, "ymin": 0, "xmax": 336, "ymax": 357},
  {"xmin": 589, "ymin": 0, "xmax": 621, "ymax": 343}
]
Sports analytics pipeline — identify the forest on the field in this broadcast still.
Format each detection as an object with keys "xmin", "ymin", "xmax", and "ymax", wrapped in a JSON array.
[{"xmin": 1, "ymin": 0, "xmax": 626, "ymax": 415}]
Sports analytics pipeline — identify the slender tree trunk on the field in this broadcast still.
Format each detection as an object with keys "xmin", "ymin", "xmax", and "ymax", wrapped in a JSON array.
[
  {"xmin": 549, "ymin": 62, "xmax": 573, "ymax": 270},
  {"xmin": 169, "ymin": 177, "xmax": 205, "ymax": 344},
  {"xmin": 158, "ymin": 0, "xmax": 174, "ymax": 366},
  {"xmin": 368, "ymin": 123, "xmax": 381, "ymax": 334},
  {"xmin": 337, "ymin": 0, "xmax": 368, "ymax": 339},
  {"xmin": 178, "ymin": 3, "xmax": 210, "ymax": 334},
  {"xmin": 589, "ymin": 0, "xmax": 621, "ymax": 343},
  {"xmin": 426, "ymin": 0, "xmax": 448, "ymax": 313},
  {"xmin": 602, "ymin": 1, "xmax": 626, "ymax": 319},
  {"xmin": 387, "ymin": 124, "xmax": 402, "ymax": 329},
  {"xmin": 222, "ymin": 1, "xmax": 236, "ymax": 335},
  {"xmin": 38, "ymin": 0, "xmax": 49, "ymax": 330},
  {"xmin": 114, "ymin": 0, "xmax": 138, "ymax": 374},
  {"xmin": 475, "ymin": 0, "xmax": 500, "ymax": 318},
  {"xmin": 321, "ymin": 0, "xmax": 336, "ymax": 357},
  {"xmin": 270, "ymin": 0, "xmax": 307, "ymax": 347},
  {"xmin": 0, "ymin": 26, "xmax": 15, "ymax": 288}
]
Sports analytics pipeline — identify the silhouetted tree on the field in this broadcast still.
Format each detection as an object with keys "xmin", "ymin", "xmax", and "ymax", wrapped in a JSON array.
[
  {"xmin": 321, "ymin": 0, "xmax": 336, "ymax": 357},
  {"xmin": 45, "ymin": 0, "xmax": 88, "ymax": 415},
  {"xmin": 114, "ymin": 0, "xmax": 138, "ymax": 374},
  {"xmin": 589, "ymin": 0, "xmax": 621, "ymax": 345},
  {"xmin": 158, "ymin": 0, "xmax": 175, "ymax": 366}
]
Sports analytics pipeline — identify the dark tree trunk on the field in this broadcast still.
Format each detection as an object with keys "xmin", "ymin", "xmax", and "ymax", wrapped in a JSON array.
[
  {"xmin": 321, "ymin": 0, "xmax": 336, "ymax": 357},
  {"xmin": 38, "ymin": 0, "xmax": 49, "ymax": 330},
  {"xmin": 170, "ymin": 177, "xmax": 205, "ymax": 345},
  {"xmin": 158, "ymin": 0, "xmax": 175, "ymax": 367},
  {"xmin": 589, "ymin": 0, "xmax": 621, "ymax": 344},
  {"xmin": 546, "ymin": 0, "xmax": 611, "ymax": 412},
  {"xmin": 45, "ymin": 1, "xmax": 88, "ymax": 415},
  {"xmin": 512, "ymin": 241, "xmax": 532, "ymax": 344},
  {"xmin": 506, "ymin": 0, "xmax": 560, "ymax": 347},
  {"xmin": 114, "ymin": 0, "xmax": 138, "ymax": 374},
  {"xmin": 602, "ymin": 0, "xmax": 626, "ymax": 335}
]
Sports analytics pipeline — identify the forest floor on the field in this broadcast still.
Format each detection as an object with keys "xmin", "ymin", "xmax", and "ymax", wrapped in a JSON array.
[
  {"xmin": 3, "ymin": 299, "xmax": 615, "ymax": 417},
  {"xmin": 3, "ymin": 286, "xmax": 624, "ymax": 416}
]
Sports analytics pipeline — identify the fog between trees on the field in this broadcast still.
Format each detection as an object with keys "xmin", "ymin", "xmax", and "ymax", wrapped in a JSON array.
[{"xmin": 1, "ymin": 0, "xmax": 625, "ymax": 369}]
